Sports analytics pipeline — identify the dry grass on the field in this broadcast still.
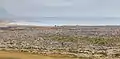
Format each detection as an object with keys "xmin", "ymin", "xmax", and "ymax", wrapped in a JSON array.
[{"xmin": 0, "ymin": 51, "xmax": 77, "ymax": 59}]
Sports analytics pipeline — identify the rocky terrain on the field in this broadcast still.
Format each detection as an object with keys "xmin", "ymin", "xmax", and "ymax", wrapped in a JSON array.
[{"xmin": 0, "ymin": 25, "xmax": 120, "ymax": 59}]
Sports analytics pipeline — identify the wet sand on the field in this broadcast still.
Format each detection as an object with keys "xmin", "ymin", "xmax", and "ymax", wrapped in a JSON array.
[{"xmin": 0, "ymin": 51, "xmax": 77, "ymax": 59}]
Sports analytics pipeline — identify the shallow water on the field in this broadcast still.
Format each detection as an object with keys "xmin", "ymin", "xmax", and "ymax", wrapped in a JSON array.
[{"xmin": 0, "ymin": 51, "xmax": 77, "ymax": 59}]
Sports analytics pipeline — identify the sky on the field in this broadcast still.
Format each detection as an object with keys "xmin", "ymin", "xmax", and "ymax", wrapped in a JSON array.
[{"xmin": 0, "ymin": 0, "xmax": 120, "ymax": 25}]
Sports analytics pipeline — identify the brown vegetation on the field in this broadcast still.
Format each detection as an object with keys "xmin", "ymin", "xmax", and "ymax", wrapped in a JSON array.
[{"xmin": 0, "ymin": 25, "xmax": 120, "ymax": 59}]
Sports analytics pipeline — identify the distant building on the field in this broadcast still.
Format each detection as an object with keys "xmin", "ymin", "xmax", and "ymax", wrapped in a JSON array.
[{"xmin": 54, "ymin": 25, "xmax": 57, "ymax": 27}]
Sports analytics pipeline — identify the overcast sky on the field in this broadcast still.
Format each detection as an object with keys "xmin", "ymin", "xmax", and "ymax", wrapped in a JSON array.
[{"xmin": 0, "ymin": 0, "xmax": 120, "ymax": 25}]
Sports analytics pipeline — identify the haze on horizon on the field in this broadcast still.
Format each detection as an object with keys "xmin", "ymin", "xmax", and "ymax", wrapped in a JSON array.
[{"xmin": 0, "ymin": 0, "xmax": 120, "ymax": 25}]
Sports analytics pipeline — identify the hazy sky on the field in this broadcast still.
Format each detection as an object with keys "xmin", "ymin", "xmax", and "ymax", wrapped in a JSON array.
[
  {"xmin": 1, "ymin": 0, "xmax": 120, "ymax": 17},
  {"xmin": 0, "ymin": 0, "xmax": 120, "ymax": 25}
]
